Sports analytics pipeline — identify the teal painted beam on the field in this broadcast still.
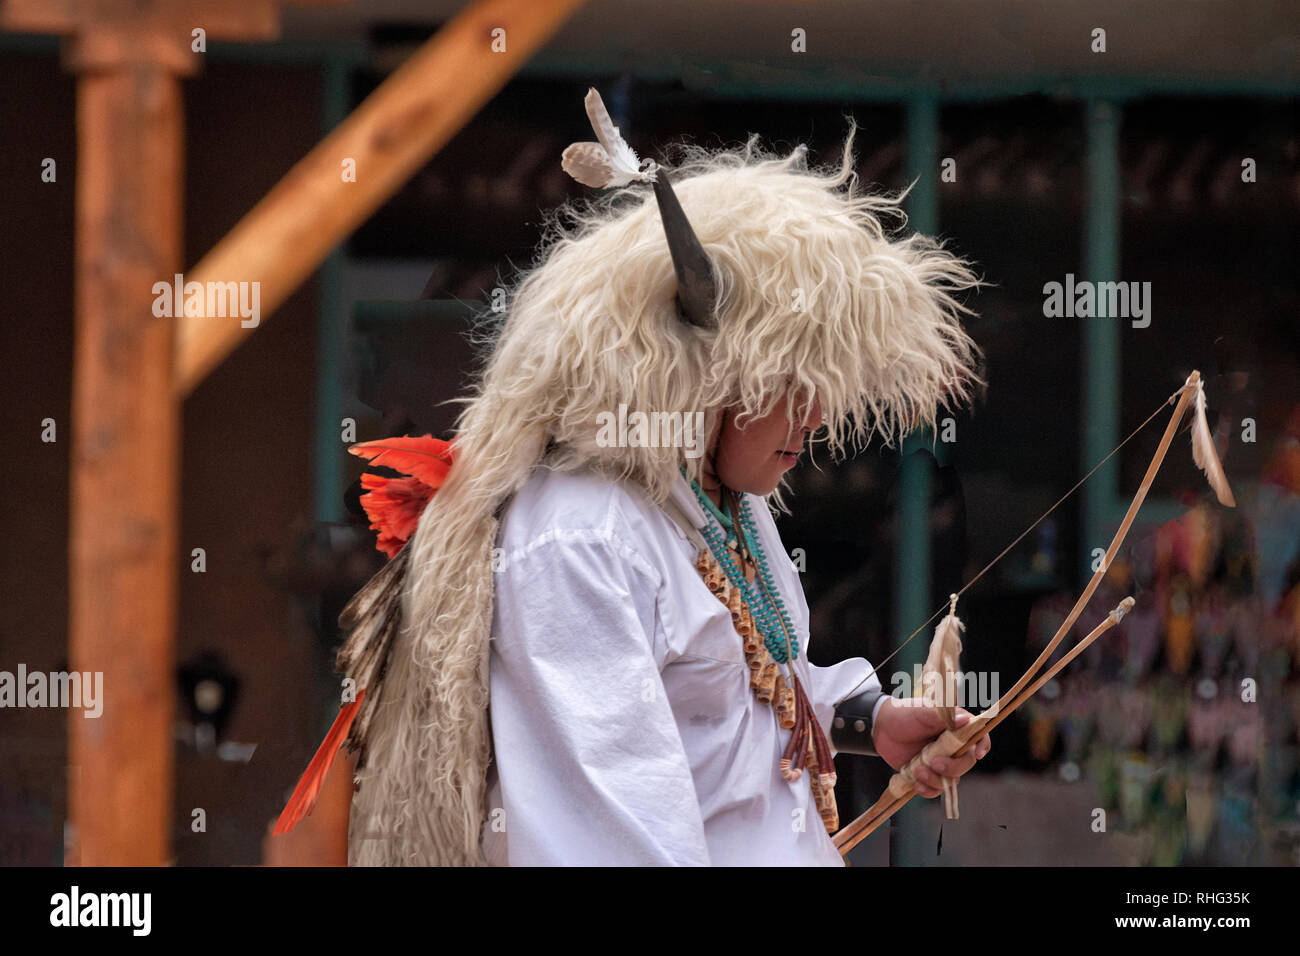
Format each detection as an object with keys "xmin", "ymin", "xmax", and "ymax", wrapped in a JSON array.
[
  {"xmin": 0, "ymin": 33, "xmax": 369, "ymax": 64},
  {"xmin": 313, "ymin": 55, "xmax": 350, "ymax": 524},
  {"xmin": 520, "ymin": 56, "xmax": 1300, "ymax": 101},
  {"xmin": 1081, "ymin": 100, "xmax": 1122, "ymax": 586},
  {"xmin": 4, "ymin": 33, "xmax": 1297, "ymax": 99},
  {"xmin": 204, "ymin": 39, "xmax": 369, "ymax": 65},
  {"xmin": 884, "ymin": 94, "xmax": 940, "ymax": 869},
  {"xmin": 897, "ymin": 94, "xmax": 939, "ymax": 637}
]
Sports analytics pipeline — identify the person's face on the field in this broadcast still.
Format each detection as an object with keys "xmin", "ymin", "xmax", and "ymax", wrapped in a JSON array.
[{"xmin": 706, "ymin": 384, "xmax": 823, "ymax": 496}]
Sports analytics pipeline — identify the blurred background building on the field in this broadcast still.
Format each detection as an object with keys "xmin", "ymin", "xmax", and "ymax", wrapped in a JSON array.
[{"xmin": 1, "ymin": 0, "xmax": 1296, "ymax": 866}]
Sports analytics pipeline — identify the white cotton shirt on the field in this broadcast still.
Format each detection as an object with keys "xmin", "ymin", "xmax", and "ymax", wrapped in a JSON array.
[{"xmin": 480, "ymin": 464, "xmax": 882, "ymax": 866}]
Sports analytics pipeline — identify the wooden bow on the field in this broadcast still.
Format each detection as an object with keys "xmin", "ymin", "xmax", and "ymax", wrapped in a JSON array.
[{"xmin": 834, "ymin": 369, "xmax": 1223, "ymax": 855}]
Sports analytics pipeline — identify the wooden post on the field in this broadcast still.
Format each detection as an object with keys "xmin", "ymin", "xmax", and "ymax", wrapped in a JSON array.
[
  {"xmin": 263, "ymin": 751, "xmax": 355, "ymax": 866},
  {"xmin": 63, "ymin": 27, "xmax": 191, "ymax": 869}
]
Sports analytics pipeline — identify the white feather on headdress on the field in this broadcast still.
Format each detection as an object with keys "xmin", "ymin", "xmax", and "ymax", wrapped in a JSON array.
[
  {"xmin": 561, "ymin": 87, "xmax": 657, "ymax": 189},
  {"xmin": 1192, "ymin": 381, "xmax": 1236, "ymax": 507}
]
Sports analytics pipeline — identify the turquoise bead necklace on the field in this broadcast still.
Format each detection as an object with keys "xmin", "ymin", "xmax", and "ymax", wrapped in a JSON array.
[{"xmin": 687, "ymin": 475, "xmax": 800, "ymax": 664}]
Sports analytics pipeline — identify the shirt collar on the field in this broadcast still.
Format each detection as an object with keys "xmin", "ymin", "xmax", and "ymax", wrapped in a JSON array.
[{"xmin": 669, "ymin": 469, "xmax": 708, "ymax": 530}]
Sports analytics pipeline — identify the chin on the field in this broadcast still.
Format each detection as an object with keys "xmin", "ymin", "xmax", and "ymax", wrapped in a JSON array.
[
  {"xmin": 740, "ymin": 471, "xmax": 786, "ymax": 498},
  {"xmin": 718, "ymin": 461, "xmax": 789, "ymax": 498}
]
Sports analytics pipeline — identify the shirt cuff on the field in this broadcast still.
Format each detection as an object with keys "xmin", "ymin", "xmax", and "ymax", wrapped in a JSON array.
[{"xmin": 871, "ymin": 693, "xmax": 888, "ymax": 723}]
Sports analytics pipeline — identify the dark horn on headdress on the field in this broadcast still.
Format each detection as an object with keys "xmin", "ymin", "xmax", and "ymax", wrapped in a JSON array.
[{"xmin": 653, "ymin": 171, "xmax": 718, "ymax": 329}]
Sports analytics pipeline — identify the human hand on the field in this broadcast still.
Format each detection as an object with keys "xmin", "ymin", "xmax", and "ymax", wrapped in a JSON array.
[{"xmin": 870, "ymin": 698, "xmax": 991, "ymax": 799}]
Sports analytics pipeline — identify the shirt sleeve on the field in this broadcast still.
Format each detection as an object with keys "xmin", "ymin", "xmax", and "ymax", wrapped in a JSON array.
[
  {"xmin": 804, "ymin": 656, "xmax": 885, "ymax": 757},
  {"xmin": 488, "ymin": 531, "xmax": 712, "ymax": 866}
]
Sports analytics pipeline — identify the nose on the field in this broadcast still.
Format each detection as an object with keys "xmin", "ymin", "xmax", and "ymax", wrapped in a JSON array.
[{"xmin": 801, "ymin": 395, "xmax": 823, "ymax": 432}]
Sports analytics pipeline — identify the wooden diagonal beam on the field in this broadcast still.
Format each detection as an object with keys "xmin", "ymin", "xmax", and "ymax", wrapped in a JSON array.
[{"xmin": 176, "ymin": 0, "xmax": 588, "ymax": 395}]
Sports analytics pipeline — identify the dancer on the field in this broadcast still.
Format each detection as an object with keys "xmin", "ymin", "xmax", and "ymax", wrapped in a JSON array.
[{"xmin": 280, "ymin": 88, "xmax": 991, "ymax": 865}]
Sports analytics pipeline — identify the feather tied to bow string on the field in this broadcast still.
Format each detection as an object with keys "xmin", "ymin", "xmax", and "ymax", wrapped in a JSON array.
[
  {"xmin": 833, "ymin": 370, "xmax": 1236, "ymax": 855},
  {"xmin": 1191, "ymin": 380, "xmax": 1235, "ymax": 507},
  {"xmin": 919, "ymin": 595, "xmax": 965, "ymax": 819},
  {"xmin": 273, "ymin": 434, "xmax": 455, "ymax": 835}
]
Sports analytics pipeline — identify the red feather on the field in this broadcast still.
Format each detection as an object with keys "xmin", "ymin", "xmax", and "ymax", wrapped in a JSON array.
[
  {"xmin": 273, "ymin": 688, "xmax": 366, "ymax": 835},
  {"xmin": 358, "ymin": 474, "xmax": 431, "ymax": 559},
  {"xmin": 350, "ymin": 435, "xmax": 456, "ymax": 558},
  {"xmin": 349, "ymin": 435, "xmax": 454, "ymax": 488}
]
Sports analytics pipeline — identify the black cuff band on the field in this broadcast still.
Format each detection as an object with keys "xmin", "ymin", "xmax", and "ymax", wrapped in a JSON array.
[{"xmin": 831, "ymin": 687, "xmax": 884, "ymax": 756}]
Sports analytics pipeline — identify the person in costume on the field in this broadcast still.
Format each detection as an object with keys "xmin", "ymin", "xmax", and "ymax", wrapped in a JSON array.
[{"xmin": 279, "ymin": 89, "xmax": 992, "ymax": 865}]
